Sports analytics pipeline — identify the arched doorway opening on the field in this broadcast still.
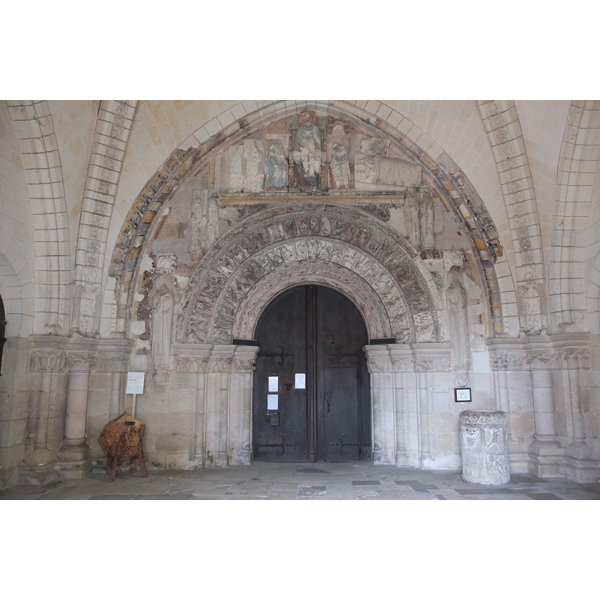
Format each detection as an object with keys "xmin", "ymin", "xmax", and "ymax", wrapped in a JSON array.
[{"xmin": 252, "ymin": 285, "xmax": 370, "ymax": 462}]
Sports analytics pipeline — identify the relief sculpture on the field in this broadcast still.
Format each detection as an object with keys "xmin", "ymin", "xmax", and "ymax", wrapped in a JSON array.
[
  {"xmin": 265, "ymin": 142, "xmax": 288, "ymax": 189},
  {"xmin": 191, "ymin": 189, "xmax": 219, "ymax": 251},
  {"xmin": 293, "ymin": 111, "xmax": 321, "ymax": 188},
  {"xmin": 355, "ymin": 137, "xmax": 422, "ymax": 192}
]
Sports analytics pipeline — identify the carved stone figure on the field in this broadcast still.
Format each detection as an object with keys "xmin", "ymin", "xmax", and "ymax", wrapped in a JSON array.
[
  {"xmin": 355, "ymin": 137, "xmax": 422, "ymax": 191},
  {"xmin": 152, "ymin": 291, "xmax": 174, "ymax": 371},
  {"xmin": 244, "ymin": 139, "xmax": 265, "ymax": 193},
  {"xmin": 330, "ymin": 142, "xmax": 351, "ymax": 189},
  {"xmin": 191, "ymin": 189, "xmax": 219, "ymax": 251},
  {"xmin": 404, "ymin": 195, "xmax": 421, "ymax": 248},
  {"xmin": 293, "ymin": 112, "xmax": 321, "ymax": 188},
  {"xmin": 518, "ymin": 280, "xmax": 544, "ymax": 335},
  {"xmin": 228, "ymin": 145, "xmax": 244, "ymax": 193},
  {"xmin": 419, "ymin": 188, "xmax": 435, "ymax": 248},
  {"xmin": 265, "ymin": 143, "xmax": 288, "ymax": 189},
  {"xmin": 447, "ymin": 276, "xmax": 471, "ymax": 375}
]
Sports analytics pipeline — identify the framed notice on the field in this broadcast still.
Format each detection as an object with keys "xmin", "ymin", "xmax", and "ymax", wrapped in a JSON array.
[
  {"xmin": 454, "ymin": 387, "xmax": 472, "ymax": 403},
  {"xmin": 126, "ymin": 372, "xmax": 145, "ymax": 395}
]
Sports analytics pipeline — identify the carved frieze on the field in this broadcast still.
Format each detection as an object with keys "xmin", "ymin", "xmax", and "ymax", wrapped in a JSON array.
[
  {"xmin": 66, "ymin": 351, "xmax": 96, "ymax": 371},
  {"xmin": 489, "ymin": 350, "xmax": 527, "ymax": 371},
  {"xmin": 30, "ymin": 350, "xmax": 67, "ymax": 372},
  {"xmin": 178, "ymin": 204, "xmax": 440, "ymax": 346},
  {"xmin": 95, "ymin": 353, "xmax": 129, "ymax": 372},
  {"xmin": 414, "ymin": 355, "xmax": 451, "ymax": 372},
  {"xmin": 176, "ymin": 356, "xmax": 209, "ymax": 374}
]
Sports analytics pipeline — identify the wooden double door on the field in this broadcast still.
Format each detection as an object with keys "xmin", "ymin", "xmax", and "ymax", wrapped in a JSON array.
[{"xmin": 253, "ymin": 285, "xmax": 371, "ymax": 462}]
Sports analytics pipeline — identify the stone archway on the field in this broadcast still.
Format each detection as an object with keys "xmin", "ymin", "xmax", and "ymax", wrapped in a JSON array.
[
  {"xmin": 171, "ymin": 202, "xmax": 452, "ymax": 469},
  {"xmin": 124, "ymin": 102, "xmax": 504, "ymax": 472},
  {"xmin": 177, "ymin": 202, "xmax": 445, "ymax": 346}
]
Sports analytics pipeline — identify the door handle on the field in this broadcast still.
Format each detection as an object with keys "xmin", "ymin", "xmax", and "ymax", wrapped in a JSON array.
[{"xmin": 325, "ymin": 393, "xmax": 332, "ymax": 413}]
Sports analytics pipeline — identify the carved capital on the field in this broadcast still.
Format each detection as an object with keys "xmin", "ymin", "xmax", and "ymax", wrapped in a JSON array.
[
  {"xmin": 66, "ymin": 351, "xmax": 96, "ymax": 371},
  {"xmin": 490, "ymin": 350, "xmax": 527, "ymax": 371},
  {"xmin": 176, "ymin": 356, "xmax": 209, "ymax": 374},
  {"xmin": 30, "ymin": 350, "xmax": 67, "ymax": 372},
  {"xmin": 557, "ymin": 347, "xmax": 591, "ymax": 369},
  {"xmin": 525, "ymin": 349, "xmax": 557, "ymax": 370},
  {"xmin": 95, "ymin": 353, "xmax": 129, "ymax": 372}
]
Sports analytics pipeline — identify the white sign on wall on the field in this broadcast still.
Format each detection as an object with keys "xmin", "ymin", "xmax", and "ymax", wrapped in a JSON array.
[{"xmin": 126, "ymin": 372, "xmax": 145, "ymax": 395}]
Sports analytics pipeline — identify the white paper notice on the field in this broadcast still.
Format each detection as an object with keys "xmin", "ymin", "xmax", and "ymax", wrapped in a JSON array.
[
  {"xmin": 295, "ymin": 373, "xmax": 306, "ymax": 389},
  {"xmin": 268, "ymin": 376, "xmax": 278, "ymax": 392},
  {"xmin": 267, "ymin": 394, "xmax": 279, "ymax": 410},
  {"xmin": 126, "ymin": 372, "xmax": 145, "ymax": 394}
]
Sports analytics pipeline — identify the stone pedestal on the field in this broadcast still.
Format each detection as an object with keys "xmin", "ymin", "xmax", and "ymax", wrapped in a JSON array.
[{"xmin": 460, "ymin": 410, "xmax": 510, "ymax": 485}]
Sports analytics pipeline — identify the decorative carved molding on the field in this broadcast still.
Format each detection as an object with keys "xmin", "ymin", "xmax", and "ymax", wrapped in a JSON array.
[
  {"xmin": 95, "ymin": 353, "xmax": 129, "ymax": 372},
  {"xmin": 176, "ymin": 356, "xmax": 209, "ymax": 374},
  {"xmin": 178, "ymin": 203, "xmax": 442, "ymax": 345},
  {"xmin": 66, "ymin": 351, "xmax": 96, "ymax": 371},
  {"xmin": 489, "ymin": 350, "xmax": 527, "ymax": 371},
  {"xmin": 30, "ymin": 350, "xmax": 67, "ymax": 372},
  {"xmin": 414, "ymin": 355, "xmax": 451, "ymax": 372}
]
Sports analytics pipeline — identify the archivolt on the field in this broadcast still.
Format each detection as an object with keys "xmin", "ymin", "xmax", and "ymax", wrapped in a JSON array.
[
  {"xmin": 177, "ymin": 203, "xmax": 446, "ymax": 345},
  {"xmin": 112, "ymin": 100, "xmax": 503, "ymax": 336},
  {"xmin": 552, "ymin": 101, "xmax": 600, "ymax": 333},
  {"xmin": 7, "ymin": 100, "xmax": 71, "ymax": 334}
]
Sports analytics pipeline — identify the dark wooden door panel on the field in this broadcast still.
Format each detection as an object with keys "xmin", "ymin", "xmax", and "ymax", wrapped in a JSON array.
[
  {"xmin": 253, "ymin": 287, "xmax": 308, "ymax": 461},
  {"xmin": 253, "ymin": 285, "xmax": 370, "ymax": 462}
]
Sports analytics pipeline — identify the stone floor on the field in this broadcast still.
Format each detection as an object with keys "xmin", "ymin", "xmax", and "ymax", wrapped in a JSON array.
[{"xmin": 2, "ymin": 461, "xmax": 599, "ymax": 499}]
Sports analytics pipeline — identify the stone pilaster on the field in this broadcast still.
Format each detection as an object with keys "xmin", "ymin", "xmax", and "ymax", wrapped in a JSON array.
[
  {"xmin": 365, "ymin": 345, "xmax": 396, "ymax": 465},
  {"xmin": 229, "ymin": 345, "xmax": 259, "ymax": 465},
  {"xmin": 173, "ymin": 343, "xmax": 257, "ymax": 469},
  {"xmin": 174, "ymin": 343, "xmax": 211, "ymax": 467},
  {"xmin": 57, "ymin": 338, "xmax": 96, "ymax": 478},
  {"xmin": 21, "ymin": 336, "xmax": 69, "ymax": 484},
  {"xmin": 488, "ymin": 337, "xmax": 562, "ymax": 477},
  {"xmin": 552, "ymin": 334, "xmax": 597, "ymax": 482}
]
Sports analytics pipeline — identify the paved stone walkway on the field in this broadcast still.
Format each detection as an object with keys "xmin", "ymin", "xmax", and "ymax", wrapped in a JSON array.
[{"xmin": 2, "ymin": 462, "xmax": 599, "ymax": 499}]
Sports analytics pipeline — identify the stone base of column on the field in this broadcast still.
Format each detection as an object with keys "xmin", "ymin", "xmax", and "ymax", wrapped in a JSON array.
[
  {"xmin": 527, "ymin": 437, "xmax": 563, "ymax": 477},
  {"xmin": 561, "ymin": 452, "xmax": 599, "ymax": 484},
  {"xmin": 205, "ymin": 451, "xmax": 228, "ymax": 467},
  {"xmin": 24, "ymin": 446, "xmax": 56, "ymax": 469},
  {"xmin": 57, "ymin": 440, "xmax": 91, "ymax": 479},
  {"xmin": 0, "ymin": 466, "xmax": 20, "ymax": 490},
  {"xmin": 18, "ymin": 463, "xmax": 61, "ymax": 486},
  {"xmin": 229, "ymin": 443, "xmax": 251, "ymax": 466}
]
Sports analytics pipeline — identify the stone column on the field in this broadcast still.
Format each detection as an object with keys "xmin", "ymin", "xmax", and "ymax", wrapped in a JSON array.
[
  {"xmin": 25, "ymin": 341, "xmax": 68, "ymax": 475},
  {"xmin": 229, "ymin": 345, "xmax": 259, "ymax": 465},
  {"xmin": 205, "ymin": 345, "xmax": 234, "ymax": 467},
  {"xmin": 389, "ymin": 345, "xmax": 415, "ymax": 466},
  {"xmin": 555, "ymin": 338, "xmax": 597, "ymax": 482},
  {"xmin": 173, "ymin": 343, "xmax": 211, "ymax": 467},
  {"xmin": 413, "ymin": 343, "xmax": 452, "ymax": 469},
  {"xmin": 522, "ymin": 340, "xmax": 563, "ymax": 477},
  {"xmin": 460, "ymin": 410, "xmax": 510, "ymax": 485},
  {"xmin": 364, "ymin": 345, "xmax": 396, "ymax": 465},
  {"xmin": 57, "ymin": 340, "xmax": 95, "ymax": 477}
]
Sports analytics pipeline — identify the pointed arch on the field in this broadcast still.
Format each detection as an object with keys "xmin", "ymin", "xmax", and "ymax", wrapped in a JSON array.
[
  {"xmin": 71, "ymin": 100, "xmax": 137, "ymax": 338},
  {"xmin": 6, "ymin": 100, "xmax": 71, "ymax": 334},
  {"xmin": 109, "ymin": 101, "xmax": 506, "ymax": 340},
  {"xmin": 551, "ymin": 101, "xmax": 600, "ymax": 333}
]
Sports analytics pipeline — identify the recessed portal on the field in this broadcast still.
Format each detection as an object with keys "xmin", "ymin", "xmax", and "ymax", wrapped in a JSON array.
[{"xmin": 253, "ymin": 285, "xmax": 371, "ymax": 462}]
